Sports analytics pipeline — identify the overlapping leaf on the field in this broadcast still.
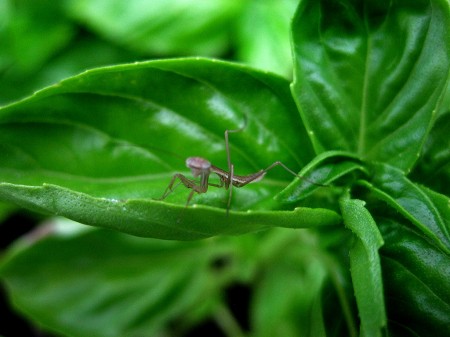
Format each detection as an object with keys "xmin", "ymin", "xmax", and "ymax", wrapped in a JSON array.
[
  {"xmin": 379, "ymin": 217, "xmax": 450, "ymax": 336},
  {"xmin": 412, "ymin": 110, "xmax": 450, "ymax": 195},
  {"xmin": 1, "ymin": 0, "xmax": 449, "ymax": 336},
  {"xmin": 291, "ymin": 0, "xmax": 450, "ymax": 172},
  {"xmin": 340, "ymin": 195, "xmax": 386, "ymax": 337},
  {"xmin": 0, "ymin": 59, "xmax": 340, "ymax": 239},
  {"xmin": 361, "ymin": 163, "xmax": 450, "ymax": 253},
  {"xmin": 277, "ymin": 151, "xmax": 367, "ymax": 202}
]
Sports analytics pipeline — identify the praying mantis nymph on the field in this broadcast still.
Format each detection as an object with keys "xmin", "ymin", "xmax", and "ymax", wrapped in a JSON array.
[{"xmin": 158, "ymin": 117, "xmax": 323, "ymax": 213}]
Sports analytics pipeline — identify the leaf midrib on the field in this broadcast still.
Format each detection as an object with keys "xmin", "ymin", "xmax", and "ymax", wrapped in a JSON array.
[{"xmin": 358, "ymin": 13, "xmax": 372, "ymax": 158}]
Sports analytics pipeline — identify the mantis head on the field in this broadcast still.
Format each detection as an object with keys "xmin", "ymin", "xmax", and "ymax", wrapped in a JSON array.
[{"xmin": 186, "ymin": 157, "xmax": 211, "ymax": 177}]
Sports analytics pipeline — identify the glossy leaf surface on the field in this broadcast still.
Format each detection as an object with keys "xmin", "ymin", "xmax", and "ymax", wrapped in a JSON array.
[
  {"xmin": 363, "ymin": 164, "xmax": 450, "ymax": 253},
  {"xmin": 412, "ymin": 110, "xmax": 450, "ymax": 195},
  {"xmin": 0, "ymin": 59, "xmax": 340, "ymax": 239},
  {"xmin": 291, "ymin": 0, "xmax": 450, "ymax": 171},
  {"xmin": 379, "ymin": 217, "xmax": 450, "ymax": 336},
  {"xmin": 1, "ymin": 0, "xmax": 449, "ymax": 336},
  {"xmin": 278, "ymin": 151, "xmax": 367, "ymax": 202}
]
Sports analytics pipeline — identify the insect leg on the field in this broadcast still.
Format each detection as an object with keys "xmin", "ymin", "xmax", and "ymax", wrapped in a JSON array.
[
  {"xmin": 226, "ymin": 163, "xmax": 235, "ymax": 215},
  {"xmin": 262, "ymin": 161, "xmax": 327, "ymax": 186},
  {"xmin": 157, "ymin": 173, "xmax": 198, "ymax": 200},
  {"xmin": 224, "ymin": 115, "xmax": 247, "ymax": 173}
]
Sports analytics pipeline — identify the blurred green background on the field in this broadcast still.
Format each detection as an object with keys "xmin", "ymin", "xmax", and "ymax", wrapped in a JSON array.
[{"xmin": 0, "ymin": 0, "xmax": 299, "ymax": 106}]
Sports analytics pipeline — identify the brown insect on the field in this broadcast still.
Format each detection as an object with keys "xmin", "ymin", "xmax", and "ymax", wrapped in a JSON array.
[{"xmin": 158, "ymin": 118, "xmax": 321, "ymax": 213}]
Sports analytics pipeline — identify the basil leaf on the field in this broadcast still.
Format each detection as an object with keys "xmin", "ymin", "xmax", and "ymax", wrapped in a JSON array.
[
  {"xmin": 0, "ymin": 183, "xmax": 340, "ymax": 240},
  {"xmin": 278, "ymin": 151, "xmax": 367, "ymax": 202},
  {"xmin": 0, "ymin": 59, "xmax": 341, "ymax": 239},
  {"xmin": 379, "ymin": 217, "xmax": 450, "ymax": 337},
  {"xmin": 291, "ymin": 0, "xmax": 450, "ymax": 172},
  {"xmin": 362, "ymin": 163, "xmax": 450, "ymax": 253},
  {"xmin": 412, "ymin": 110, "xmax": 450, "ymax": 195},
  {"xmin": 340, "ymin": 194, "xmax": 386, "ymax": 337}
]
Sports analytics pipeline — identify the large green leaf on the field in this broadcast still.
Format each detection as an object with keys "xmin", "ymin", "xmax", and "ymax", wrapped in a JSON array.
[
  {"xmin": 340, "ymin": 194, "xmax": 386, "ymax": 337},
  {"xmin": 291, "ymin": 0, "xmax": 450, "ymax": 171},
  {"xmin": 0, "ymin": 59, "xmax": 340, "ymax": 239},
  {"xmin": 0, "ymin": 223, "xmax": 353, "ymax": 337},
  {"xmin": 379, "ymin": 217, "xmax": 450, "ymax": 337}
]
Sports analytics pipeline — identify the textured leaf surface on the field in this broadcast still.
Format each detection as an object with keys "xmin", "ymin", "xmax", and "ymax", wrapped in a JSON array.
[
  {"xmin": 364, "ymin": 164, "xmax": 450, "ymax": 252},
  {"xmin": 379, "ymin": 217, "xmax": 450, "ymax": 337},
  {"xmin": 0, "ymin": 59, "xmax": 340, "ymax": 239},
  {"xmin": 340, "ymin": 195, "xmax": 386, "ymax": 337},
  {"xmin": 0, "ymin": 183, "xmax": 340, "ymax": 240},
  {"xmin": 291, "ymin": 0, "xmax": 450, "ymax": 171}
]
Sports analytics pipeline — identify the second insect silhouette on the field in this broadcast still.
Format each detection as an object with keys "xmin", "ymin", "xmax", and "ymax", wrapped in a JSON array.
[{"xmin": 158, "ymin": 116, "xmax": 321, "ymax": 214}]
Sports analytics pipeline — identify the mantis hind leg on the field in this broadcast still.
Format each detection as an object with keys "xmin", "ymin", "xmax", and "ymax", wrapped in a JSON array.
[
  {"xmin": 262, "ymin": 161, "xmax": 327, "ymax": 187},
  {"xmin": 226, "ymin": 164, "xmax": 234, "ymax": 215},
  {"xmin": 224, "ymin": 115, "xmax": 247, "ymax": 174}
]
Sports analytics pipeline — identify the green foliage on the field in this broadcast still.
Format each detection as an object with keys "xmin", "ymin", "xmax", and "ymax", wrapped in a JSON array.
[
  {"xmin": 291, "ymin": 0, "xmax": 449, "ymax": 171},
  {"xmin": 379, "ymin": 217, "xmax": 450, "ymax": 337},
  {"xmin": 1, "ymin": 0, "xmax": 449, "ymax": 336},
  {"xmin": 340, "ymin": 194, "xmax": 385, "ymax": 337},
  {"xmin": 0, "ymin": 0, "xmax": 298, "ymax": 105},
  {"xmin": 0, "ymin": 59, "xmax": 340, "ymax": 239}
]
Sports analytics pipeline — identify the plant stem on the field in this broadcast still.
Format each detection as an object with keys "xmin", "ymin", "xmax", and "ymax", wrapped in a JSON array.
[{"xmin": 213, "ymin": 302, "xmax": 247, "ymax": 337}]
